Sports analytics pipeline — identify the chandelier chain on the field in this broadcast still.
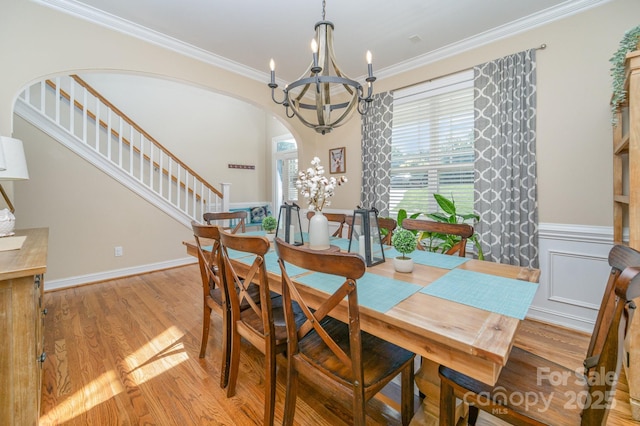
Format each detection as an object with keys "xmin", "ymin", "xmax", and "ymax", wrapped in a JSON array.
[{"xmin": 322, "ymin": 0, "xmax": 326, "ymax": 20}]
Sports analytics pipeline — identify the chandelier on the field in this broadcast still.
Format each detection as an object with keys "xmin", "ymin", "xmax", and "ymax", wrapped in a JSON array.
[{"xmin": 268, "ymin": 0, "xmax": 376, "ymax": 135}]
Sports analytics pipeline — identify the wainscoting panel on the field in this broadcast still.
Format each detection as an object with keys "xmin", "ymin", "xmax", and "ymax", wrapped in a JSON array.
[{"xmin": 531, "ymin": 223, "xmax": 614, "ymax": 332}]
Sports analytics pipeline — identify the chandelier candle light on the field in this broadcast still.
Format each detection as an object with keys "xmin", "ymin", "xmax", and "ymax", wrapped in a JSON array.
[
  {"xmin": 268, "ymin": 0, "xmax": 376, "ymax": 135},
  {"xmin": 296, "ymin": 157, "xmax": 347, "ymax": 250}
]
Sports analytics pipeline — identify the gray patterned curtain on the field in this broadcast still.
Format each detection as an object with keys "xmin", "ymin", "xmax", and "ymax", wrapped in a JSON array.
[
  {"xmin": 361, "ymin": 92, "xmax": 393, "ymax": 217},
  {"xmin": 474, "ymin": 49, "xmax": 538, "ymax": 268}
]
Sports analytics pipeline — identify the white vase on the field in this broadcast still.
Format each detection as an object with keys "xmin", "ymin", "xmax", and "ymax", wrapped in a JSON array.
[
  {"xmin": 265, "ymin": 232, "xmax": 275, "ymax": 242},
  {"xmin": 393, "ymin": 257, "xmax": 414, "ymax": 273},
  {"xmin": 308, "ymin": 210, "xmax": 330, "ymax": 250}
]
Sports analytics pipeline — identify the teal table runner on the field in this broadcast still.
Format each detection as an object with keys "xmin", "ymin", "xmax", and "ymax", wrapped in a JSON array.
[
  {"xmin": 295, "ymin": 270, "xmax": 422, "ymax": 313},
  {"xmin": 385, "ymin": 248, "xmax": 469, "ymax": 269},
  {"xmin": 420, "ymin": 269, "xmax": 538, "ymax": 319},
  {"xmin": 263, "ymin": 251, "xmax": 308, "ymax": 277}
]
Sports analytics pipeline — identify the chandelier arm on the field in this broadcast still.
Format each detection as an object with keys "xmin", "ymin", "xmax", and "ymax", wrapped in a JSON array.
[{"xmin": 270, "ymin": 87, "xmax": 289, "ymax": 105}]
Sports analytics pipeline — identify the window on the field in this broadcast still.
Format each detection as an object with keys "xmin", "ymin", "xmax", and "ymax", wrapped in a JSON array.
[
  {"xmin": 390, "ymin": 70, "xmax": 474, "ymax": 217},
  {"xmin": 272, "ymin": 136, "xmax": 298, "ymax": 210}
]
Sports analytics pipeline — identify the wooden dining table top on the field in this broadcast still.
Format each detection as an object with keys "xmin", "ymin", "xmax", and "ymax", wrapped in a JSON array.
[{"xmin": 183, "ymin": 236, "xmax": 540, "ymax": 386}]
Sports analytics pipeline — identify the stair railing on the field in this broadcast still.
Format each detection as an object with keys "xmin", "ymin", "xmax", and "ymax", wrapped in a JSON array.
[{"xmin": 16, "ymin": 75, "xmax": 225, "ymax": 224}]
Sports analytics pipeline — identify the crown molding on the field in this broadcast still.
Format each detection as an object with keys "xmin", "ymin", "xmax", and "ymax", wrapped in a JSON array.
[
  {"xmin": 32, "ymin": 0, "xmax": 267, "ymax": 83},
  {"xmin": 375, "ymin": 0, "xmax": 612, "ymax": 80},
  {"xmin": 35, "ymin": 0, "xmax": 612, "ymax": 86}
]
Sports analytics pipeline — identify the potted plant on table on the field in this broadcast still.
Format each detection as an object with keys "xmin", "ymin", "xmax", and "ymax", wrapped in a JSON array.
[
  {"xmin": 262, "ymin": 215, "xmax": 277, "ymax": 241},
  {"xmin": 391, "ymin": 228, "xmax": 418, "ymax": 273}
]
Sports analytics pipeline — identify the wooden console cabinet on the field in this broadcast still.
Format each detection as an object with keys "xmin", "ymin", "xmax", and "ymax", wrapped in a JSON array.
[{"xmin": 0, "ymin": 228, "xmax": 49, "ymax": 425}]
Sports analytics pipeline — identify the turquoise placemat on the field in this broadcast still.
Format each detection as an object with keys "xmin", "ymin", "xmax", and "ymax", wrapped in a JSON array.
[
  {"xmin": 420, "ymin": 269, "xmax": 538, "ymax": 319},
  {"xmin": 295, "ymin": 271, "xmax": 422, "ymax": 313},
  {"xmin": 385, "ymin": 248, "xmax": 469, "ymax": 269},
  {"xmin": 329, "ymin": 236, "xmax": 353, "ymax": 251}
]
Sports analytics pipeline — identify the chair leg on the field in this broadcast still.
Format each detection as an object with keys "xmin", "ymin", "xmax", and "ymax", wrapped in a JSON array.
[
  {"xmin": 199, "ymin": 304, "xmax": 212, "ymax": 358},
  {"xmin": 400, "ymin": 362, "xmax": 415, "ymax": 426},
  {"xmin": 263, "ymin": 346, "xmax": 276, "ymax": 426},
  {"xmin": 439, "ymin": 378, "xmax": 456, "ymax": 426},
  {"xmin": 219, "ymin": 307, "xmax": 231, "ymax": 389},
  {"xmin": 283, "ymin": 360, "xmax": 298, "ymax": 426},
  {"xmin": 226, "ymin": 325, "xmax": 241, "ymax": 397},
  {"xmin": 467, "ymin": 405, "xmax": 479, "ymax": 425}
]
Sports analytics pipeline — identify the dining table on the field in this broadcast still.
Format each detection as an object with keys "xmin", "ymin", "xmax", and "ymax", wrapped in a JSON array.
[{"xmin": 182, "ymin": 231, "xmax": 540, "ymax": 387}]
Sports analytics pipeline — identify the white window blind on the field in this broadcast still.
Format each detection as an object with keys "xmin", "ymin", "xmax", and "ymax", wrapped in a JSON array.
[{"xmin": 390, "ymin": 70, "xmax": 474, "ymax": 217}]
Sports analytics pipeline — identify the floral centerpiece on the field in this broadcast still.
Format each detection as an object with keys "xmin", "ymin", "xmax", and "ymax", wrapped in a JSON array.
[
  {"xmin": 296, "ymin": 156, "xmax": 347, "ymax": 250},
  {"xmin": 296, "ymin": 156, "xmax": 347, "ymax": 212}
]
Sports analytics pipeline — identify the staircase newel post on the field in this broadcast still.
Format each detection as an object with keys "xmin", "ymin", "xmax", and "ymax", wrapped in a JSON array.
[{"xmin": 221, "ymin": 183, "xmax": 231, "ymax": 212}]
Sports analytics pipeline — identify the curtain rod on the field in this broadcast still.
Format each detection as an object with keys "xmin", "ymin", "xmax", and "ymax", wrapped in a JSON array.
[{"xmin": 391, "ymin": 43, "xmax": 547, "ymax": 94}]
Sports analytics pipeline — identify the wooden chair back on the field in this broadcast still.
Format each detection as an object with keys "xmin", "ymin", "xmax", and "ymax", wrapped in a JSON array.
[
  {"xmin": 218, "ymin": 231, "xmax": 273, "ymax": 346},
  {"xmin": 275, "ymin": 239, "xmax": 415, "ymax": 425},
  {"xmin": 203, "ymin": 211, "xmax": 247, "ymax": 234},
  {"xmin": 191, "ymin": 221, "xmax": 231, "ymax": 386},
  {"xmin": 401, "ymin": 218, "xmax": 473, "ymax": 256},
  {"xmin": 306, "ymin": 211, "xmax": 347, "ymax": 237},
  {"xmin": 218, "ymin": 230, "xmax": 280, "ymax": 425},
  {"xmin": 277, "ymin": 240, "xmax": 366, "ymax": 356},
  {"xmin": 580, "ymin": 245, "xmax": 640, "ymax": 424}
]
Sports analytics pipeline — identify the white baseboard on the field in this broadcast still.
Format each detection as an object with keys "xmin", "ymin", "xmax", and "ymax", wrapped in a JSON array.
[{"xmin": 44, "ymin": 257, "xmax": 197, "ymax": 292}]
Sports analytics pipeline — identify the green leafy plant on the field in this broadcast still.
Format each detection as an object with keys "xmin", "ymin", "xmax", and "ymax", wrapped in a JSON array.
[
  {"xmin": 391, "ymin": 228, "xmax": 417, "ymax": 260},
  {"xmin": 423, "ymin": 193, "xmax": 484, "ymax": 260},
  {"xmin": 610, "ymin": 25, "xmax": 640, "ymax": 124},
  {"xmin": 380, "ymin": 208, "xmax": 422, "ymax": 238},
  {"xmin": 262, "ymin": 216, "xmax": 277, "ymax": 233}
]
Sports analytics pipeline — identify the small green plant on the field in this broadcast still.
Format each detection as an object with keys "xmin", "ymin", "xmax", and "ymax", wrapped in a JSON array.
[
  {"xmin": 392, "ymin": 228, "xmax": 417, "ymax": 260},
  {"xmin": 262, "ymin": 216, "xmax": 277, "ymax": 233},
  {"xmin": 423, "ymin": 193, "xmax": 484, "ymax": 260}
]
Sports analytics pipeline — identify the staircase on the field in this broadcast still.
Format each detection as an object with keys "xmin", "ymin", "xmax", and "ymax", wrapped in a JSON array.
[{"xmin": 14, "ymin": 75, "xmax": 227, "ymax": 227}]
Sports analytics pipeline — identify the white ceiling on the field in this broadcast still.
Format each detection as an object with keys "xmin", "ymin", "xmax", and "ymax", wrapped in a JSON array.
[{"xmin": 40, "ymin": 0, "xmax": 608, "ymax": 83}]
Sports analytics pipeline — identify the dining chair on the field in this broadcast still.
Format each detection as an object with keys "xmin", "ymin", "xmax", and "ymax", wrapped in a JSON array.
[
  {"xmin": 203, "ymin": 210, "xmax": 248, "ymax": 234},
  {"xmin": 190, "ymin": 221, "xmax": 232, "ymax": 388},
  {"xmin": 401, "ymin": 219, "xmax": 473, "ymax": 256},
  {"xmin": 306, "ymin": 211, "xmax": 347, "ymax": 237},
  {"xmin": 218, "ymin": 231, "xmax": 303, "ymax": 426},
  {"xmin": 275, "ymin": 239, "xmax": 416, "ymax": 426},
  {"xmin": 191, "ymin": 222, "xmax": 263, "ymax": 384},
  {"xmin": 438, "ymin": 244, "xmax": 640, "ymax": 426},
  {"xmin": 345, "ymin": 215, "xmax": 397, "ymax": 245}
]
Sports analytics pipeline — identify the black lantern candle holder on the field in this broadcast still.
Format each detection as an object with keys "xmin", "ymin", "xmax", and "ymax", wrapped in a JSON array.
[
  {"xmin": 348, "ymin": 206, "xmax": 385, "ymax": 266},
  {"xmin": 276, "ymin": 202, "xmax": 303, "ymax": 246}
]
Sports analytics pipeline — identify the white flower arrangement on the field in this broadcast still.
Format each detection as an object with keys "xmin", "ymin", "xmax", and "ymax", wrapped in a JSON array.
[{"xmin": 296, "ymin": 157, "xmax": 347, "ymax": 212}]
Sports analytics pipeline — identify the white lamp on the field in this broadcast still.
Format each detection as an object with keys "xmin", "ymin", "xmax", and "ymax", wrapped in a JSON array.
[{"xmin": 0, "ymin": 137, "xmax": 29, "ymax": 236}]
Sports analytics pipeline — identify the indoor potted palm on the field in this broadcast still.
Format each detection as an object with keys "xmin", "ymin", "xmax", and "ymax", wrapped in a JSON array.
[
  {"xmin": 391, "ymin": 228, "xmax": 418, "ymax": 273},
  {"xmin": 262, "ymin": 215, "xmax": 277, "ymax": 241}
]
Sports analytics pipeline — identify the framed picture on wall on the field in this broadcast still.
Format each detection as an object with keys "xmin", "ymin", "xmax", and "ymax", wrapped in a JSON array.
[{"xmin": 329, "ymin": 147, "xmax": 346, "ymax": 174}]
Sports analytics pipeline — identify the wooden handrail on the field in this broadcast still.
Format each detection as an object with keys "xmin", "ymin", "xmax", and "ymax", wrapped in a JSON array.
[{"xmin": 45, "ymin": 76, "xmax": 222, "ymax": 200}]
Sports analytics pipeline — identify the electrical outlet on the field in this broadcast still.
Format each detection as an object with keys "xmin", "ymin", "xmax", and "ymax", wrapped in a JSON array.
[{"xmin": 114, "ymin": 246, "xmax": 123, "ymax": 257}]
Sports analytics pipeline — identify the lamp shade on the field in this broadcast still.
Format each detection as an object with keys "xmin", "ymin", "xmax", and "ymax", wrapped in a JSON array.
[{"xmin": 0, "ymin": 137, "xmax": 29, "ymax": 181}]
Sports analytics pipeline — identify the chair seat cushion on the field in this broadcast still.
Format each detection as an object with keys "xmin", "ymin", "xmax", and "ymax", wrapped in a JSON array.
[
  {"xmin": 297, "ymin": 317, "xmax": 415, "ymax": 389},
  {"xmin": 239, "ymin": 296, "xmax": 306, "ymax": 345},
  {"xmin": 439, "ymin": 346, "xmax": 586, "ymax": 426}
]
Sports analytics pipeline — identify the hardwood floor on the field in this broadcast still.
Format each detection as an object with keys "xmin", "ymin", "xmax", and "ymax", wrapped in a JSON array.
[
  {"xmin": 39, "ymin": 265, "xmax": 402, "ymax": 425},
  {"xmin": 39, "ymin": 265, "xmax": 638, "ymax": 425}
]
